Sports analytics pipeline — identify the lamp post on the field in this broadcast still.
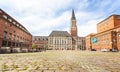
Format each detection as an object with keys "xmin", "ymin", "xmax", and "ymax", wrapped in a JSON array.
[
  {"xmin": 43, "ymin": 38, "xmax": 46, "ymax": 52},
  {"xmin": 20, "ymin": 40, "xmax": 24, "ymax": 52}
]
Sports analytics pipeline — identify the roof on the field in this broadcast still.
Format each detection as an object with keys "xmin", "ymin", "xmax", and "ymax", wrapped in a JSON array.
[
  {"xmin": 33, "ymin": 36, "xmax": 48, "ymax": 40},
  {"xmin": 71, "ymin": 9, "xmax": 76, "ymax": 20},
  {"xmin": 0, "ymin": 9, "xmax": 32, "ymax": 36},
  {"xmin": 97, "ymin": 14, "xmax": 120, "ymax": 25},
  {"xmin": 49, "ymin": 31, "xmax": 71, "ymax": 37},
  {"xmin": 94, "ymin": 25, "xmax": 120, "ymax": 36}
]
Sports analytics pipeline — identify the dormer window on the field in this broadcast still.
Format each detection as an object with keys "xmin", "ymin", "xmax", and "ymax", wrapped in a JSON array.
[
  {"xmin": 16, "ymin": 24, "xmax": 19, "ymax": 27},
  {"xmin": 19, "ymin": 26, "xmax": 22, "ymax": 28},
  {"xmin": 8, "ymin": 18, "xmax": 12, "ymax": 22},
  {"xmin": 13, "ymin": 21, "xmax": 16, "ymax": 24},
  {"xmin": 3, "ymin": 15, "xmax": 7, "ymax": 19},
  {"xmin": 22, "ymin": 28, "xmax": 24, "ymax": 30}
]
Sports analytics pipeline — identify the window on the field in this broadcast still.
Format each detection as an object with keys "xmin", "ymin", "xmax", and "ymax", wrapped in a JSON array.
[
  {"xmin": 16, "ymin": 24, "xmax": 19, "ymax": 27},
  {"xmin": 13, "ymin": 22, "xmax": 16, "ymax": 24},
  {"xmin": 2, "ymin": 40, "xmax": 7, "ymax": 46},
  {"xmin": 14, "ymin": 31, "xmax": 16, "ymax": 33},
  {"xmin": 8, "ymin": 18, "xmax": 12, "ymax": 22},
  {"xmin": 8, "ymin": 41, "xmax": 11, "ymax": 46},
  {"xmin": 9, "ymin": 33, "xmax": 12, "ymax": 40},
  {"xmin": 10, "ymin": 24, "xmax": 12, "ymax": 27},
  {"xmin": 19, "ymin": 26, "xmax": 22, "ymax": 29},
  {"xmin": 3, "ymin": 31, "xmax": 7, "ymax": 39},
  {"xmin": 117, "ymin": 16, "xmax": 120, "ymax": 19},
  {"xmin": 3, "ymin": 15, "xmax": 7, "ymax": 19},
  {"xmin": 14, "ymin": 35, "xmax": 16, "ymax": 40}
]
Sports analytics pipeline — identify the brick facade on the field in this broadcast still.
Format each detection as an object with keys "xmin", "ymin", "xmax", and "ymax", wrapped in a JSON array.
[
  {"xmin": 117, "ymin": 31, "xmax": 120, "ymax": 50},
  {"xmin": 97, "ymin": 15, "xmax": 120, "ymax": 33},
  {"xmin": 0, "ymin": 9, "xmax": 32, "ymax": 53},
  {"xmin": 92, "ymin": 27, "xmax": 120, "ymax": 51},
  {"xmin": 70, "ymin": 9, "xmax": 78, "ymax": 37},
  {"xmin": 32, "ymin": 9, "xmax": 86, "ymax": 51},
  {"xmin": 86, "ymin": 15, "xmax": 120, "ymax": 51},
  {"xmin": 48, "ymin": 31, "xmax": 72, "ymax": 50},
  {"xmin": 32, "ymin": 36, "xmax": 48, "ymax": 51},
  {"xmin": 77, "ymin": 37, "xmax": 86, "ymax": 50},
  {"xmin": 85, "ymin": 34, "xmax": 95, "ymax": 50}
]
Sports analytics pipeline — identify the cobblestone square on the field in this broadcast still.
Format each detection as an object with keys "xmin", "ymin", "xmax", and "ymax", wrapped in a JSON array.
[{"xmin": 0, "ymin": 51, "xmax": 120, "ymax": 72}]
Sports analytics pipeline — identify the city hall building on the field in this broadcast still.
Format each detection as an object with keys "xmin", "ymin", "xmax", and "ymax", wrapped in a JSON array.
[
  {"xmin": 0, "ymin": 9, "xmax": 32, "ymax": 53},
  {"xmin": 86, "ymin": 15, "xmax": 120, "ymax": 51},
  {"xmin": 48, "ymin": 31, "xmax": 72, "ymax": 50},
  {"xmin": 33, "ymin": 10, "xmax": 86, "ymax": 50}
]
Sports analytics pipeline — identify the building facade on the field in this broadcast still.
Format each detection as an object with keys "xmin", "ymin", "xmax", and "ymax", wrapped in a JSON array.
[
  {"xmin": 86, "ymin": 15, "xmax": 120, "ymax": 51},
  {"xmin": 97, "ymin": 15, "xmax": 120, "ymax": 33},
  {"xmin": 77, "ymin": 37, "xmax": 86, "ymax": 50},
  {"xmin": 85, "ymin": 34, "xmax": 95, "ymax": 50},
  {"xmin": 48, "ymin": 31, "xmax": 72, "ymax": 50},
  {"xmin": 92, "ymin": 27, "xmax": 120, "ymax": 51},
  {"xmin": 0, "ymin": 9, "xmax": 32, "ymax": 53},
  {"xmin": 70, "ymin": 9, "xmax": 86, "ymax": 50},
  {"xmin": 32, "ymin": 36, "xmax": 48, "ymax": 51},
  {"xmin": 33, "ymin": 9, "xmax": 86, "ymax": 50}
]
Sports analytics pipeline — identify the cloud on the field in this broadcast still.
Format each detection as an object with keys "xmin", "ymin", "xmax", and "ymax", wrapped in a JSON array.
[
  {"xmin": 0, "ymin": 0, "xmax": 120, "ymax": 37},
  {"xmin": 78, "ymin": 19, "xmax": 103, "ymax": 36}
]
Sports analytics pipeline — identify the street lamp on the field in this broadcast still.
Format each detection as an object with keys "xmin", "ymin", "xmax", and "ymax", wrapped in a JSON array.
[{"xmin": 20, "ymin": 40, "xmax": 24, "ymax": 52}]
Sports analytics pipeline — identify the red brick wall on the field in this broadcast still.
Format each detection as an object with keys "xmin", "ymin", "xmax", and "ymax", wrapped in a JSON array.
[
  {"xmin": 0, "ymin": 9, "xmax": 32, "ymax": 49},
  {"xmin": 87, "ymin": 15, "xmax": 120, "ymax": 51},
  {"xmin": 70, "ymin": 28, "xmax": 77, "ymax": 37},
  {"xmin": 85, "ymin": 35, "xmax": 91, "ymax": 50},
  {"xmin": 116, "ymin": 31, "xmax": 120, "ymax": 50},
  {"xmin": 92, "ymin": 32, "xmax": 112, "ymax": 50},
  {"xmin": 97, "ymin": 15, "xmax": 120, "ymax": 33},
  {"xmin": 0, "ymin": 17, "xmax": 4, "ymax": 48},
  {"xmin": 97, "ymin": 16, "xmax": 114, "ymax": 33},
  {"xmin": 0, "ymin": 18, "xmax": 5, "ymax": 38},
  {"xmin": 114, "ymin": 15, "xmax": 120, "ymax": 27},
  {"xmin": 0, "ymin": 38, "xmax": 2, "ymax": 48},
  {"xmin": 32, "ymin": 40, "xmax": 48, "ymax": 49},
  {"xmin": 85, "ymin": 34, "xmax": 95, "ymax": 50}
]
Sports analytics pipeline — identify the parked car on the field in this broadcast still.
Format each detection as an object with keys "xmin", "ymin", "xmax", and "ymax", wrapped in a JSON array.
[
  {"xmin": 91, "ymin": 49, "xmax": 96, "ymax": 51},
  {"xmin": 111, "ymin": 48, "xmax": 119, "ymax": 52},
  {"xmin": 101, "ymin": 48, "xmax": 109, "ymax": 52}
]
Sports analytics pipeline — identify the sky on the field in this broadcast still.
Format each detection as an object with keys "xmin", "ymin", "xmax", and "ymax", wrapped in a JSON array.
[{"xmin": 0, "ymin": 0, "xmax": 120, "ymax": 36}]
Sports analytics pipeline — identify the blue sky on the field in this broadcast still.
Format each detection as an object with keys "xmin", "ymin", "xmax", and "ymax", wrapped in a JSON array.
[{"xmin": 0, "ymin": 0, "xmax": 120, "ymax": 36}]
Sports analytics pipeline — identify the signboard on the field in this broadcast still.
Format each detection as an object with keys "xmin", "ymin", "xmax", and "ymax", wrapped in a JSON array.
[{"xmin": 91, "ymin": 37, "xmax": 98, "ymax": 44}]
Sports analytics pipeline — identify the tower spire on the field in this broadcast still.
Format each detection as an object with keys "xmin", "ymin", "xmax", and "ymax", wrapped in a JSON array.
[
  {"xmin": 70, "ymin": 9, "xmax": 78, "ymax": 37},
  {"xmin": 71, "ymin": 9, "xmax": 76, "ymax": 20}
]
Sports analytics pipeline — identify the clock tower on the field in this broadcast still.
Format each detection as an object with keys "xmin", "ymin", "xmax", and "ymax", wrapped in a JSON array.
[{"xmin": 70, "ymin": 9, "xmax": 78, "ymax": 37}]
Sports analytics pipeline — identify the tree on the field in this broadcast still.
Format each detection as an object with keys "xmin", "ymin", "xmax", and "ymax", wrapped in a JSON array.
[{"xmin": 32, "ymin": 44, "xmax": 38, "ymax": 49}]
